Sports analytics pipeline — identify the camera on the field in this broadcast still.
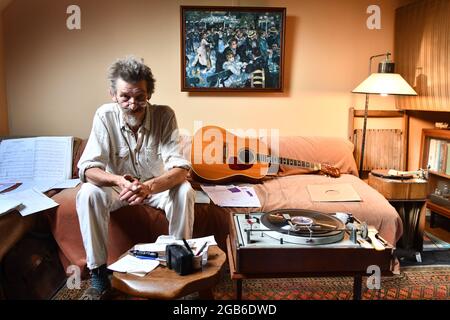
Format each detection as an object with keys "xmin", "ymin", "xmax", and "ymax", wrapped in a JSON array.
[{"xmin": 165, "ymin": 244, "xmax": 193, "ymax": 275}]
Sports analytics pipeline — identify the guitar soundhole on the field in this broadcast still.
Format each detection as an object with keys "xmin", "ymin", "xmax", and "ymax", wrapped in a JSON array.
[
  {"xmin": 228, "ymin": 149, "xmax": 255, "ymax": 171},
  {"xmin": 239, "ymin": 149, "xmax": 255, "ymax": 164}
]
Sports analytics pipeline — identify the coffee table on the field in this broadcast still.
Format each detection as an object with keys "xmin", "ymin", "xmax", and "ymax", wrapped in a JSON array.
[{"xmin": 112, "ymin": 245, "xmax": 226, "ymax": 299}]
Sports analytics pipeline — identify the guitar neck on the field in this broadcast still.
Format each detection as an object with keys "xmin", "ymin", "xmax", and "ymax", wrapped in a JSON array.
[{"xmin": 257, "ymin": 154, "xmax": 321, "ymax": 171}]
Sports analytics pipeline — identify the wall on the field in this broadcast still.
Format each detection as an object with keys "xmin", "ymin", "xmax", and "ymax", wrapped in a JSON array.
[
  {"xmin": 395, "ymin": 0, "xmax": 450, "ymax": 112},
  {"xmin": 0, "ymin": 0, "xmax": 12, "ymax": 135},
  {"xmin": 3, "ymin": 0, "xmax": 410, "ymax": 139}
]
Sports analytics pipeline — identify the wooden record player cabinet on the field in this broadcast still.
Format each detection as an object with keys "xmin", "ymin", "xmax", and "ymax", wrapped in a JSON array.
[
  {"xmin": 368, "ymin": 170, "xmax": 428, "ymax": 260},
  {"xmin": 227, "ymin": 212, "xmax": 395, "ymax": 300}
]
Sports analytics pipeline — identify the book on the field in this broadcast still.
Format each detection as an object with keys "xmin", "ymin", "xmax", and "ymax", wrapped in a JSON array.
[
  {"xmin": 439, "ymin": 141, "xmax": 448, "ymax": 173},
  {"xmin": 0, "ymin": 136, "xmax": 73, "ymax": 182},
  {"xmin": 446, "ymin": 142, "xmax": 450, "ymax": 176},
  {"xmin": 428, "ymin": 138, "xmax": 437, "ymax": 171}
]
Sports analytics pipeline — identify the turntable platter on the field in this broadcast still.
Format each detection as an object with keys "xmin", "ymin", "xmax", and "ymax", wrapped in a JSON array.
[{"xmin": 260, "ymin": 209, "xmax": 345, "ymax": 245}]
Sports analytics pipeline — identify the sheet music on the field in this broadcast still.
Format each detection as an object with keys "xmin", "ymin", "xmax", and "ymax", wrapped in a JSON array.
[
  {"xmin": 1, "ymin": 188, "xmax": 59, "ymax": 216},
  {"xmin": 34, "ymin": 137, "xmax": 73, "ymax": 180},
  {"xmin": 0, "ymin": 137, "xmax": 73, "ymax": 182},
  {"xmin": 0, "ymin": 138, "xmax": 35, "ymax": 180}
]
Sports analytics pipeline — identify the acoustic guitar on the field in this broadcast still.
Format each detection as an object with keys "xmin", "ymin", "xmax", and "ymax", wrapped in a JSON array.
[{"xmin": 190, "ymin": 126, "xmax": 340, "ymax": 183}]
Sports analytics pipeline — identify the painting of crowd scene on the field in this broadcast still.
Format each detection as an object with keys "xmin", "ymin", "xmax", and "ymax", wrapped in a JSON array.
[{"xmin": 181, "ymin": 7, "xmax": 286, "ymax": 91}]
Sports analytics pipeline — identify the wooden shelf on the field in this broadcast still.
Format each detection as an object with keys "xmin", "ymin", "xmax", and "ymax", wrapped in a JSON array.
[
  {"xmin": 420, "ymin": 129, "xmax": 450, "ymax": 225},
  {"xmin": 429, "ymin": 171, "xmax": 450, "ymax": 180},
  {"xmin": 426, "ymin": 201, "xmax": 450, "ymax": 219}
]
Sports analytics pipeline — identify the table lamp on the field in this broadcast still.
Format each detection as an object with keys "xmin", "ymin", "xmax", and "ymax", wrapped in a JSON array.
[{"xmin": 352, "ymin": 52, "xmax": 417, "ymax": 178}]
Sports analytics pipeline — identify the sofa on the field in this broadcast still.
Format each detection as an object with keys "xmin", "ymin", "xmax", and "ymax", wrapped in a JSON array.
[{"xmin": 47, "ymin": 135, "xmax": 403, "ymax": 274}]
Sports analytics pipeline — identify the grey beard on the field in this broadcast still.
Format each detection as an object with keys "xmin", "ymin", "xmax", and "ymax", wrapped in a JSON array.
[{"xmin": 124, "ymin": 113, "xmax": 143, "ymax": 129}]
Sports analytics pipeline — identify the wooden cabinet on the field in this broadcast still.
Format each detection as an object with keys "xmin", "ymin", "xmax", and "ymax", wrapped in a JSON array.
[
  {"xmin": 419, "ymin": 129, "xmax": 450, "ymax": 225},
  {"xmin": 368, "ymin": 172, "xmax": 427, "ymax": 253}
]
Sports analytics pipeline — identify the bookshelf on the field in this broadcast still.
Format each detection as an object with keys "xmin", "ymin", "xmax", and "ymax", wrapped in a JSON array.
[{"xmin": 419, "ymin": 129, "xmax": 450, "ymax": 225}]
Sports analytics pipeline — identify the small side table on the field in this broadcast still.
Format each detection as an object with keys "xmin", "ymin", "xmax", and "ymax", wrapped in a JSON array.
[
  {"xmin": 111, "ymin": 245, "xmax": 226, "ymax": 299},
  {"xmin": 368, "ymin": 171, "xmax": 428, "ymax": 261}
]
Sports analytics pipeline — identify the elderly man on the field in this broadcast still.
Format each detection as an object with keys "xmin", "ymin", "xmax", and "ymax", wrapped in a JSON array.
[{"xmin": 76, "ymin": 56, "xmax": 195, "ymax": 299}]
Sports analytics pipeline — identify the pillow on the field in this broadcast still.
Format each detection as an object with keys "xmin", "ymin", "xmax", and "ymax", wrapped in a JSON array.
[
  {"xmin": 72, "ymin": 138, "xmax": 86, "ymax": 179},
  {"xmin": 261, "ymin": 136, "xmax": 358, "ymax": 177}
]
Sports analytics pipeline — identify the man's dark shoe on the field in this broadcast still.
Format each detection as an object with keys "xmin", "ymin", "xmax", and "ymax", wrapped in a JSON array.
[{"xmin": 79, "ymin": 264, "xmax": 111, "ymax": 300}]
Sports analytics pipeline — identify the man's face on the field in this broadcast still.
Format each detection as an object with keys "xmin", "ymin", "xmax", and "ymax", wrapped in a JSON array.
[{"xmin": 112, "ymin": 78, "xmax": 148, "ymax": 128}]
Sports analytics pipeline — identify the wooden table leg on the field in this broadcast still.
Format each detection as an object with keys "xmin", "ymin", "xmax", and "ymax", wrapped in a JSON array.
[
  {"xmin": 235, "ymin": 279, "xmax": 242, "ymax": 300},
  {"xmin": 353, "ymin": 275, "xmax": 362, "ymax": 300},
  {"xmin": 392, "ymin": 200, "xmax": 426, "ymax": 252}
]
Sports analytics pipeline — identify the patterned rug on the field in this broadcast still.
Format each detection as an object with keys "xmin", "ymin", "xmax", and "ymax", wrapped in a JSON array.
[
  {"xmin": 53, "ymin": 265, "xmax": 449, "ymax": 300},
  {"xmin": 213, "ymin": 266, "xmax": 449, "ymax": 300}
]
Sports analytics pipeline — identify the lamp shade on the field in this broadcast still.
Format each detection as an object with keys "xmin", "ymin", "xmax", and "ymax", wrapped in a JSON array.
[{"xmin": 352, "ymin": 73, "xmax": 417, "ymax": 96}]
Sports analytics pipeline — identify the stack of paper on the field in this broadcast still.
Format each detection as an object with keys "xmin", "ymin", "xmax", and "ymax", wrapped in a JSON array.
[
  {"xmin": 0, "ymin": 136, "xmax": 79, "ymax": 194},
  {"xmin": 201, "ymin": 185, "xmax": 261, "ymax": 207},
  {"xmin": 108, "ymin": 235, "xmax": 218, "ymax": 277},
  {"xmin": 0, "ymin": 136, "xmax": 78, "ymax": 216},
  {"xmin": 133, "ymin": 235, "xmax": 217, "ymax": 255}
]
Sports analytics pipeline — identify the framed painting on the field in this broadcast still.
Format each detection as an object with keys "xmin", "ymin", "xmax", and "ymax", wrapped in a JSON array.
[{"xmin": 181, "ymin": 6, "xmax": 286, "ymax": 92}]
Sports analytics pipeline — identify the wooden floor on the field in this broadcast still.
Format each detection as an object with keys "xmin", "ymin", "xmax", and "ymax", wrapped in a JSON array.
[{"xmin": 424, "ymin": 212, "xmax": 450, "ymax": 243}]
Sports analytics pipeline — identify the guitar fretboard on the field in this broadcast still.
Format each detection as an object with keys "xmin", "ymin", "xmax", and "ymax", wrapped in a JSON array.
[{"xmin": 257, "ymin": 154, "xmax": 320, "ymax": 170}]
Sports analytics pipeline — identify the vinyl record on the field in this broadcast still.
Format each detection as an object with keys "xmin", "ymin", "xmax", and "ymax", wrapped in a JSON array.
[{"xmin": 261, "ymin": 208, "xmax": 344, "ymax": 238}]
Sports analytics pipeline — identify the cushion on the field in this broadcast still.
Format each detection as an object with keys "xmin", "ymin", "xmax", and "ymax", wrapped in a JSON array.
[
  {"xmin": 72, "ymin": 138, "xmax": 87, "ymax": 179},
  {"xmin": 261, "ymin": 136, "xmax": 358, "ymax": 177}
]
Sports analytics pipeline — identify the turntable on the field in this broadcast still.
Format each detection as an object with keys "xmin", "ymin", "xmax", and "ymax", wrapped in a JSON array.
[
  {"xmin": 259, "ymin": 209, "xmax": 347, "ymax": 245},
  {"xmin": 233, "ymin": 209, "xmax": 375, "ymax": 249},
  {"xmin": 227, "ymin": 209, "xmax": 395, "ymax": 299}
]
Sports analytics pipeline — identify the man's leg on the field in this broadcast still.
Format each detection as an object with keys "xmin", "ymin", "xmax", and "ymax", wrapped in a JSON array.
[
  {"xmin": 76, "ymin": 182, "xmax": 124, "ymax": 299},
  {"xmin": 147, "ymin": 181, "xmax": 195, "ymax": 239}
]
